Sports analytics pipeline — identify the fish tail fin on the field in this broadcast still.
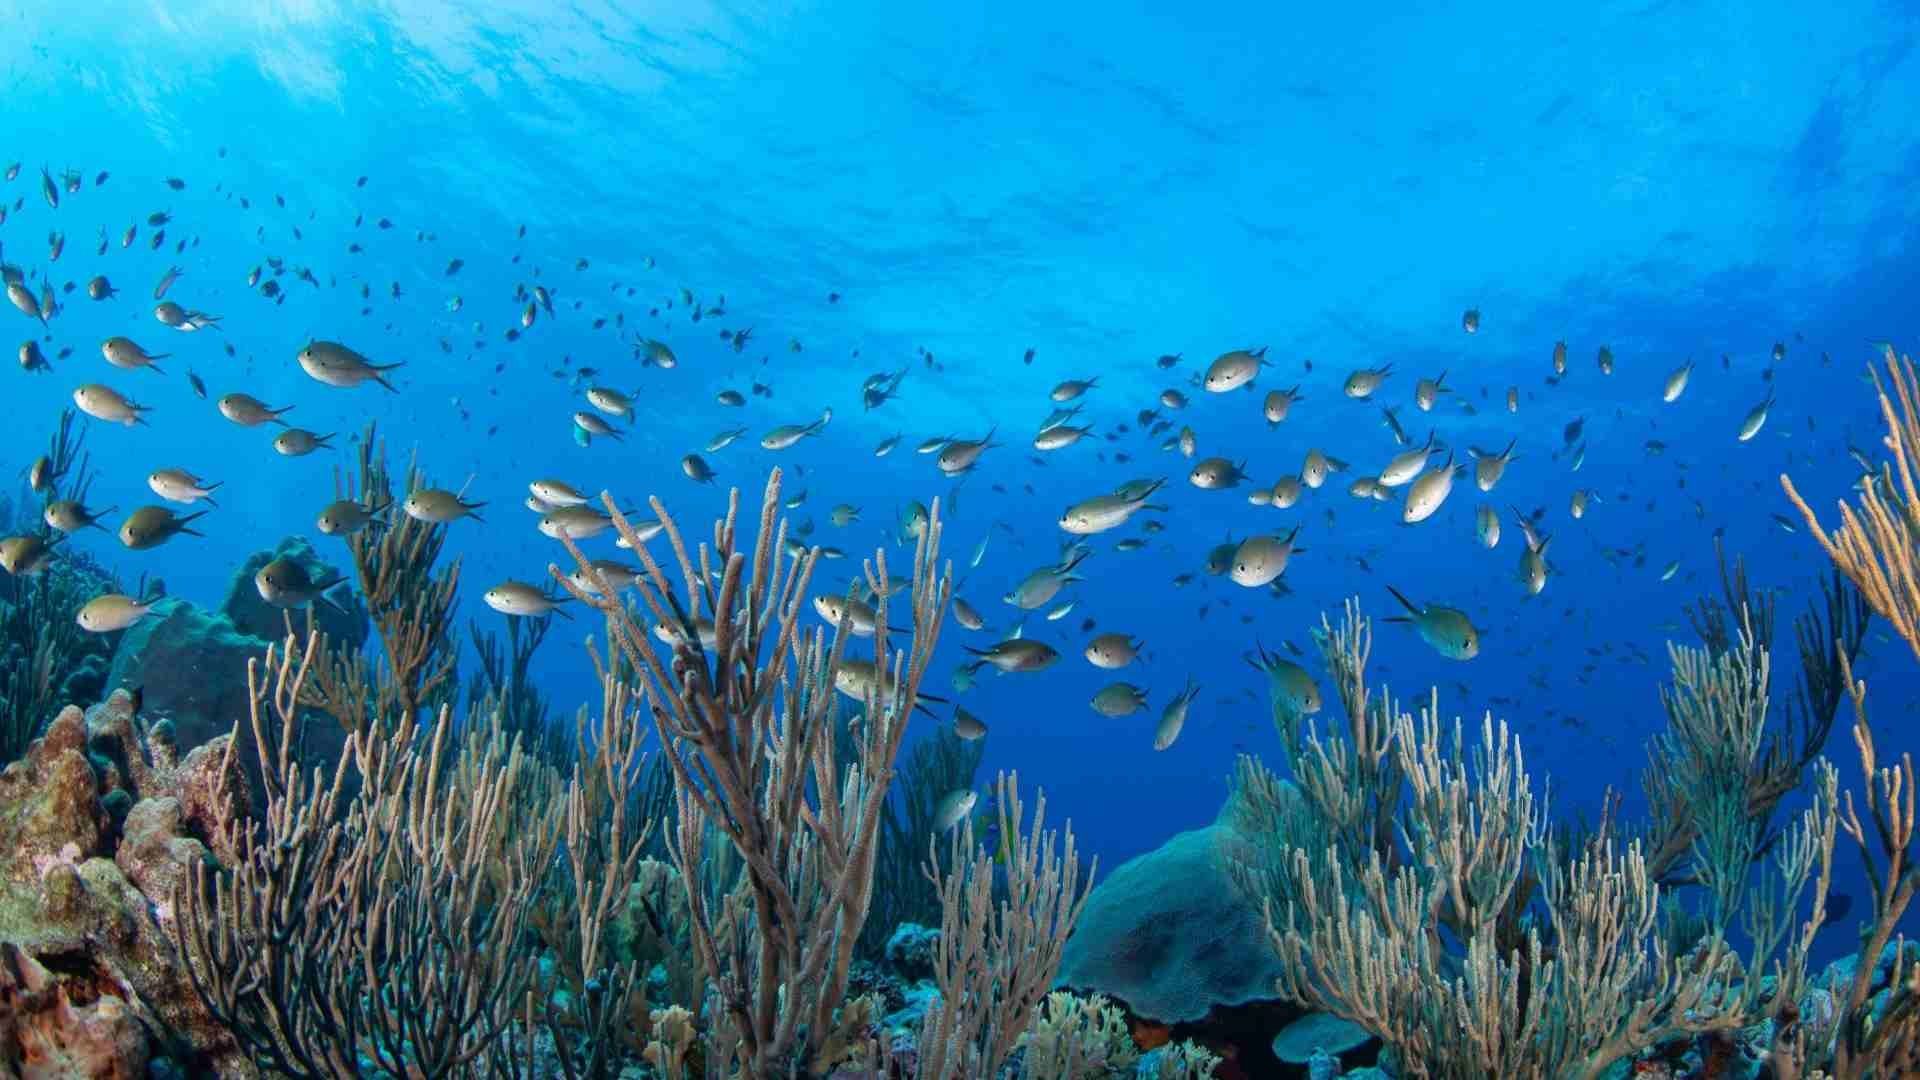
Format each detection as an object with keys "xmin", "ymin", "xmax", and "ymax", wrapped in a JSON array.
[
  {"xmin": 1244, "ymin": 639, "xmax": 1273, "ymax": 674},
  {"xmin": 1384, "ymin": 583, "xmax": 1419, "ymax": 616},
  {"xmin": 147, "ymin": 362, "xmax": 166, "ymax": 376}
]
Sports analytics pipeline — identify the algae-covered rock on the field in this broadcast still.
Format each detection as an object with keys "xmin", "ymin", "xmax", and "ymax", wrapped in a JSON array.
[
  {"xmin": 0, "ymin": 706, "xmax": 110, "ymax": 888},
  {"xmin": 1055, "ymin": 793, "xmax": 1289, "ymax": 1024},
  {"xmin": 0, "ymin": 702, "xmax": 254, "ymax": 1075},
  {"xmin": 113, "ymin": 797, "xmax": 214, "ymax": 922},
  {"xmin": 83, "ymin": 690, "xmax": 245, "ymax": 865},
  {"xmin": 221, "ymin": 534, "xmax": 368, "ymax": 650},
  {"xmin": 104, "ymin": 597, "xmax": 268, "ymax": 754}
]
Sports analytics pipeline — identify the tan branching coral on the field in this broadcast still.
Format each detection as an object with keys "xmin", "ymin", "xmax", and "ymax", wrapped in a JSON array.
[
  {"xmin": 172, "ymin": 631, "xmax": 562, "ymax": 1078},
  {"xmin": 1233, "ymin": 600, "xmax": 1840, "ymax": 1080},
  {"xmin": 528, "ymin": 640, "xmax": 659, "ymax": 1079},
  {"xmin": 914, "ymin": 771, "xmax": 1095, "ymax": 1079},
  {"xmin": 301, "ymin": 423, "xmax": 463, "ymax": 731},
  {"xmin": 551, "ymin": 467, "xmax": 951, "ymax": 1076},
  {"xmin": 1782, "ymin": 345, "xmax": 1920, "ymax": 664}
]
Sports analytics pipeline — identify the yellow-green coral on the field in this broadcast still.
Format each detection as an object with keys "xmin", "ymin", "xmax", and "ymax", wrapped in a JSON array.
[{"xmin": 1018, "ymin": 991, "xmax": 1138, "ymax": 1080}]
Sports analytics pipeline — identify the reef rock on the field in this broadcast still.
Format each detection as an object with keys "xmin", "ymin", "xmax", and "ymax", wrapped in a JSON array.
[
  {"xmin": 883, "ymin": 922, "xmax": 941, "ymax": 982},
  {"xmin": 0, "ymin": 943, "xmax": 150, "ymax": 1080},
  {"xmin": 221, "ymin": 534, "xmax": 368, "ymax": 650},
  {"xmin": 0, "ymin": 705, "xmax": 109, "ymax": 888},
  {"xmin": 0, "ymin": 696, "xmax": 253, "ymax": 1075},
  {"xmin": 83, "ymin": 690, "xmax": 245, "ymax": 865},
  {"xmin": 1055, "ymin": 789, "xmax": 1291, "ymax": 1025}
]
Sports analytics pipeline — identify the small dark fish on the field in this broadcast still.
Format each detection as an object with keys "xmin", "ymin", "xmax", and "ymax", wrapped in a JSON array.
[
  {"xmin": 165, "ymin": 177, "xmax": 185, "ymax": 190},
  {"xmin": 187, "ymin": 370, "xmax": 207, "ymax": 399},
  {"xmin": 1821, "ymin": 892, "xmax": 1853, "ymax": 927},
  {"xmin": 93, "ymin": 171, "xmax": 109, "ymax": 187},
  {"xmin": 1023, "ymin": 347, "xmax": 1035, "ymax": 365},
  {"xmin": 1563, "ymin": 416, "xmax": 1585, "ymax": 446}
]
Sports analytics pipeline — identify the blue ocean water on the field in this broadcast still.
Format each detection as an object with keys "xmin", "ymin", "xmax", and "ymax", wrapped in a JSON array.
[{"xmin": 2, "ymin": 0, "xmax": 1917, "ymax": 960}]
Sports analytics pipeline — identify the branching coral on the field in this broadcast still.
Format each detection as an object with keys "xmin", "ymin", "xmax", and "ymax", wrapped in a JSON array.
[
  {"xmin": 1776, "ymin": 345, "xmax": 1920, "ymax": 1076},
  {"xmin": 521, "ymin": 638, "xmax": 660, "ymax": 1080},
  {"xmin": 914, "ymin": 771, "xmax": 1094, "ymax": 1079},
  {"xmin": 863, "ymin": 720, "xmax": 986, "ymax": 958},
  {"xmin": 1231, "ymin": 600, "xmax": 1840, "ymax": 1079},
  {"xmin": 1808, "ymin": 655, "xmax": 1918, "ymax": 1077},
  {"xmin": 551, "ymin": 467, "xmax": 952, "ymax": 1076},
  {"xmin": 1783, "ymin": 346, "xmax": 1920, "ymax": 664},
  {"xmin": 0, "ymin": 410, "xmax": 117, "ymax": 763},
  {"xmin": 1649, "ymin": 617, "xmax": 1777, "ymax": 926},
  {"xmin": 1018, "ymin": 992, "xmax": 1140, "ymax": 1079},
  {"xmin": 468, "ymin": 611, "xmax": 568, "ymax": 767},
  {"xmin": 172, "ymin": 630, "xmax": 563, "ymax": 1078},
  {"xmin": 300, "ymin": 423, "xmax": 462, "ymax": 731},
  {"xmin": 1658, "ymin": 537, "xmax": 1869, "ymax": 892}
]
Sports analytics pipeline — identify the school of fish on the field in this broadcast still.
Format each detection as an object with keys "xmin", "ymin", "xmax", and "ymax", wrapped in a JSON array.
[{"xmin": 0, "ymin": 155, "xmax": 1848, "ymax": 781}]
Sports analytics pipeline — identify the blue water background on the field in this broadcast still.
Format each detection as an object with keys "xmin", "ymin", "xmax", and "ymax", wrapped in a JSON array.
[{"xmin": 3, "ymin": 1, "xmax": 1918, "ymax": 956}]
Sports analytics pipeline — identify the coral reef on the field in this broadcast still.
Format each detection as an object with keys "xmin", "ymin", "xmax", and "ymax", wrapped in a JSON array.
[
  {"xmin": 1057, "ymin": 791, "xmax": 1291, "ymax": 1026},
  {"xmin": 0, "ymin": 944, "xmax": 149, "ymax": 1080},
  {"xmin": 0, "ymin": 361, "xmax": 1915, "ymax": 1080},
  {"xmin": 5, "ymin": 464, "xmax": 1099, "ymax": 1078},
  {"xmin": 0, "ymin": 691, "xmax": 249, "ymax": 1075},
  {"xmin": 0, "ymin": 409, "xmax": 120, "ymax": 764}
]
